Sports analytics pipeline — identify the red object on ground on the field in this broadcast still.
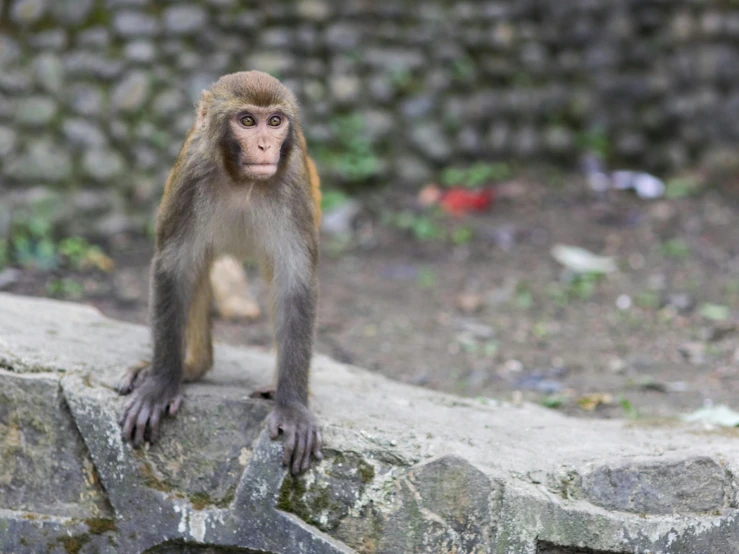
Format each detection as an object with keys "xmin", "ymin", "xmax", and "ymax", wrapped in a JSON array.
[{"xmin": 439, "ymin": 187, "xmax": 495, "ymax": 215}]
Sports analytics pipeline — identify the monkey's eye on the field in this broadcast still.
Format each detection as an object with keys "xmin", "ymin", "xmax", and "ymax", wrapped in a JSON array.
[
  {"xmin": 268, "ymin": 115, "xmax": 282, "ymax": 127},
  {"xmin": 240, "ymin": 115, "xmax": 256, "ymax": 127}
]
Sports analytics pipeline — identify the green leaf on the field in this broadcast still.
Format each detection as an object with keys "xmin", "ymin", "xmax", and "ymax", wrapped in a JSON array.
[
  {"xmin": 321, "ymin": 189, "xmax": 350, "ymax": 212},
  {"xmin": 700, "ymin": 303, "xmax": 730, "ymax": 321}
]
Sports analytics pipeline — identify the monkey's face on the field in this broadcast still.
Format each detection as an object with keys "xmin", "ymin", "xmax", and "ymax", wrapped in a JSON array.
[{"xmin": 227, "ymin": 106, "xmax": 291, "ymax": 181}]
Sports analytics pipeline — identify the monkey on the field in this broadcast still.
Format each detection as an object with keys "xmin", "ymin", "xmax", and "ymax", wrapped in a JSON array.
[{"xmin": 117, "ymin": 71, "xmax": 323, "ymax": 474}]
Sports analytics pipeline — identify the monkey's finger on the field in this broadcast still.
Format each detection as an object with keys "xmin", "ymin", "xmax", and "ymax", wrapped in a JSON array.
[
  {"xmin": 133, "ymin": 408, "xmax": 149, "ymax": 447},
  {"xmin": 292, "ymin": 432, "xmax": 307, "ymax": 475},
  {"xmin": 121, "ymin": 400, "xmax": 140, "ymax": 439},
  {"xmin": 119, "ymin": 397, "xmax": 135, "ymax": 426},
  {"xmin": 167, "ymin": 395, "xmax": 182, "ymax": 416},
  {"xmin": 148, "ymin": 409, "xmax": 162, "ymax": 444},
  {"xmin": 268, "ymin": 416, "xmax": 280, "ymax": 439},
  {"xmin": 313, "ymin": 429, "xmax": 324, "ymax": 460},
  {"xmin": 283, "ymin": 428, "xmax": 296, "ymax": 466},
  {"xmin": 302, "ymin": 431, "xmax": 314, "ymax": 472}
]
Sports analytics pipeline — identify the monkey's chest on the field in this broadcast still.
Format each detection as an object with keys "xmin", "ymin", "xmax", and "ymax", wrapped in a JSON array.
[{"xmin": 208, "ymin": 203, "xmax": 261, "ymax": 259}]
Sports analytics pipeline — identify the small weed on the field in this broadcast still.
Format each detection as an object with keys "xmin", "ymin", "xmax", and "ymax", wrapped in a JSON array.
[
  {"xmin": 546, "ymin": 272, "xmax": 603, "ymax": 305},
  {"xmin": 416, "ymin": 268, "xmax": 436, "ymax": 289},
  {"xmin": 451, "ymin": 226, "xmax": 473, "ymax": 245},
  {"xmin": 515, "ymin": 283, "xmax": 533, "ymax": 310},
  {"xmin": 618, "ymin": 396, "xmax": 639, "ymax": 419},
  {"xmin": 481, "ymin": 340, "xmax": 498, "ymax": 358},
  {"xmin": 665, "ymin": 176, "xmax": 702, "ymax": 199},
  {"xmin": 389, "ymin": 69, "xmax": 414, "ymax": 92},
  {"xmin": 320, "ymin": 189, "xmax": 350, "ymax": 212},
  {"xmin": 541, "ymin": 395, "xmax": 566, "ymax": 409},
  {"xmin": 0, "ymin": 239, "xmax": 7, "ymax": 269},
  {"xmin": 545, "ymin": 283, "xmax": 569, "ymax": 307},
  {"xmin": 47, "ymin": 278, "xmax": 84, "ymax": 300},
  {"xmin": 58, "ymin": 237, "xmax": 114, "ymax": 271},
  {"xmin": 566, "ymin": 272, "xmax": 601, "ymax": 300},
  {"xmin": 725, "ymin": 279, "xmax": 739, "ymax": 299},
  {"xmin": 635, "ymin": 291, "xmax": 659, "ymax": 310},
  {"xmin": 576, "ymin": 126, "xmax": 611, "ymax": 159},
  {"xmin": 314, "ymin": 114, "xmax": 381, "ymax": 186},
  {"xmin": 661, "ymin": 239, "xmax": 690, "ymax": 259},
  {"xmin": 531, "ymin": 321, "xmax": 550, "ymax": 340},
  {"xmin": 440, "ymin": 162, "xmax": 511, "ymax": 189},
  {"xmin": 388, "ymin": 210, "xmax": 445, "ymax": 242},
  {"xmin": 2, "ymin": 204, "xmax": 112, "ymax": 273},
  {"xmin": 452, "ymin": 57, "xmax": 476, "ymax": 81}
]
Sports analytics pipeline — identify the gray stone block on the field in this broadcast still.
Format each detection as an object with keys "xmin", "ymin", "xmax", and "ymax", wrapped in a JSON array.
[{"xmin": 1, "ymin": 293, "xmax": 739, "ymax": 553}]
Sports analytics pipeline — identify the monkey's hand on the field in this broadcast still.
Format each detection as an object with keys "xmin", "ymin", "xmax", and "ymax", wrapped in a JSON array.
[
  {"xmin": 267, "ymin": 403, "xmax": 323, "ymax": 474},
  {"xmin": 119, "ymin": 376, "xmax": 183, "ymax": 448}
]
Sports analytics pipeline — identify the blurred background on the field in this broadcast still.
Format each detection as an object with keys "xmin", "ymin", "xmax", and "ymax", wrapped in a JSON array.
[{"xmin": 2, "ymin": 0, "xmax": 739, "ymax": 423}]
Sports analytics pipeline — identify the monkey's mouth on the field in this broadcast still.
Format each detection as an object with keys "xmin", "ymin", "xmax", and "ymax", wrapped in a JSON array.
[{"xmin": 244, "ymin": 163, "xmax": 278, "ymax": 177}]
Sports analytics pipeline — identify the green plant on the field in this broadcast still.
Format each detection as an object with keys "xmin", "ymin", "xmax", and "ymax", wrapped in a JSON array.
[
  {"xmin": 576, "ymin": 126, "xmax": 610, "ymax": 159},
  {"xmin": 515, "ymin": 282, "xmax": 533, "ymax": 309},
  {"xmin": 665, "ymin": 177, "xmax": 702, "ymax": 199},
  {"xmin": 390, "ymin": 210, "xmax": 445, "ymax": 242},
  {"xmin": 618, "ymin": 396, "xmax": 639, "ymax": 419},
  {"xmin": 320, "ymin": 189, "xmax": 350, "ymax": 212},
  {"xmin": 0, "ymin": 239, "xmax": 7, "ymax": 269},
  {"xmin": 46, "ymin": 278, "xmax": 84, "ymax": 299},
  {"xmin": 541, "ymin": 395, "xmax": 566, "ymax": 409},
  {"xmin": 566, "ymin": 272, "xmax": 602, "ymax": 300},
  {"xmin": 451, "ymin": 226, "xmax": 473, "ymax": 245},
  {"xmin": 452, "ymin": 57, "xmax": 475, "ymax": 81},
  {"xmin": 440, "ymin": 162, "xmax": 511, "ymax": 189},
  {"xmin": 3, "ymin": 203, "xmax": 112, "ymax": 272},
  {"xmin": 58, "ymin": 237, "xmax": 113, "ymax": 271},
  {"xmin": 416, "ymin": 267, "xmax": 436, "ymax": 288},
  {"xmin": 661, "ymin": 239, "xmax": 691, "ymax": 259},
  {"xmin": 635, "ymin": 291, "xmax": 659, "ymax": 309},
  {"xmin": 389, "ymin": 69, "xmax": 414, "ymax": 92},
  {"xmin": 547, "ymin": 272, "xmax": 603, "ymax": 305},
  {"xmin": 314, "ymin": 115, "xmax": 381, "ymax": 185}
]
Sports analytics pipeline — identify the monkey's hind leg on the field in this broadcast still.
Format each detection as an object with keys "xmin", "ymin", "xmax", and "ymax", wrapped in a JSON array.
[{"xmin": 183, "ymin": 274, "xmax": 214, "ymax": 382}]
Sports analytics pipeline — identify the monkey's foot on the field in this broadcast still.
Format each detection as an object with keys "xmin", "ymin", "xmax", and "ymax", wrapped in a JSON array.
[
  {"xmin": 267, "ymin": 403, "xmax": 323, "ymax": 474},
  {"xmin": 115, "ymin": 359, "xmax": 151, "ymax": 395},
  {"xmin": 119, "ymin": 376, "xmax": 183, "ymax": 447},
  {"xmin": 249, "ymin": 385, "xmax": 276, "ymax": 400}
]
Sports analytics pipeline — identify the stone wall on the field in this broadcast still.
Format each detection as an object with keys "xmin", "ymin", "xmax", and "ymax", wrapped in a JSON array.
[
  {"xmin": 1, "ymin": 0, "xmax": 738, "ymax": 235},
  {"xmin": 4, "ymin": 292, "xmax": 739, "ymax": 553}
]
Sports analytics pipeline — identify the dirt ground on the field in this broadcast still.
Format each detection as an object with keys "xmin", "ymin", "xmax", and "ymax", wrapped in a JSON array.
[{"xmin": 8, "ymin": 176, "xmax": 739, "ymax": 421}]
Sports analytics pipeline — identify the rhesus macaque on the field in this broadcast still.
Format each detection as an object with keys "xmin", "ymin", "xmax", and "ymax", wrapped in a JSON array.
[{"xmin": 118, "ymin": 71, "xmax": 323, "ymax": 474}]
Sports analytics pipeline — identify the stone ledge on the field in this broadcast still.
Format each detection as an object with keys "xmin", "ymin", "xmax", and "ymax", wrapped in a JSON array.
[{"xmin": 1, "ymin": 292, "xmax": 739, "ymax": 553}]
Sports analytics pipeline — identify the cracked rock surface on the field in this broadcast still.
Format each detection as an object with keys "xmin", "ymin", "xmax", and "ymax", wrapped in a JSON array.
[{"xmin": 1, "ymin": 293, "xmax": 739, "ymax": 553}]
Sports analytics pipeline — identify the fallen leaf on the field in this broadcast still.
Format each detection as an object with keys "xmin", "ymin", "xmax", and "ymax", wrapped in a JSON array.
[
  {"xmin": 577, "ymin": 393, "xmax": 613, "ymax": 411},
  {"xmin": 551, "ymin": 244, "xmax": 617, "ymax": 274},
  {"xmin": 456, "ymin": 292, "xmax": 483, "ymax": 314}
]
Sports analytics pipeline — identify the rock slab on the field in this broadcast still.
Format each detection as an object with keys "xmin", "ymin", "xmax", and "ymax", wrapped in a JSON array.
[{"xmin": 1, "ymin": 292, "xmax": 739, "ymax": 553}]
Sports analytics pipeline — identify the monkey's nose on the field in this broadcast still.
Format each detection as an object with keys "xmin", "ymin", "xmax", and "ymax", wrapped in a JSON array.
[{"xmin": 258, "ymin": 143, "xmax": 270, "ymax": 151}]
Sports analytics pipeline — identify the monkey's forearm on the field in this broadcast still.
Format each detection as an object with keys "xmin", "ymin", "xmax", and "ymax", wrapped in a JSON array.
[
  {"xmin": 149, "ymin": 255, "xmax": 188, "ymax": 383},
  {"xmin": 273, "ymin": 278, "xmax": 317, "ymax": 407}
]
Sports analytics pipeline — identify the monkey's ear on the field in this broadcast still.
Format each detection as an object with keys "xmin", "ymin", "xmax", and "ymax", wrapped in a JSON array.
[{"xmin": 196, "ymin": 90, "xmax": 213, "ymax": 130}]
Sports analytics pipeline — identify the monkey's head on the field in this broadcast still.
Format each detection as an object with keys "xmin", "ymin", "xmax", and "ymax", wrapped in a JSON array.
[{"xmin": 200, "ymin": 71, "xmax": 300, "ymax": 182}]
